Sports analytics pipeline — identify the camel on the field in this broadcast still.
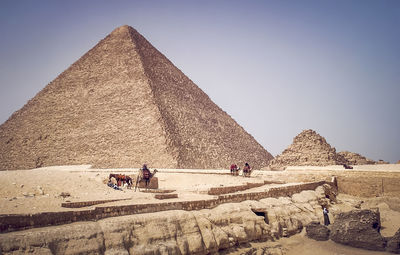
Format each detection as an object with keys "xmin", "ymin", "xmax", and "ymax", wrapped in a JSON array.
[
  {"xmin": 242, "ymin": 163, "xmax": 252, "ymax": 177},
  {"xmin": 135, "ymin": 168, "xmax": 158, "ymax": 191}
]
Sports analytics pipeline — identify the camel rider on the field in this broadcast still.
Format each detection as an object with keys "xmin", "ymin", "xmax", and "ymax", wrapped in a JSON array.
[
  {"xmin": 141, "ymin": 164, "xmax": 151, "ymax": 181},
  {"xmin": 243, "ymin": 163, "xmax": 251, "ymax": 177}
]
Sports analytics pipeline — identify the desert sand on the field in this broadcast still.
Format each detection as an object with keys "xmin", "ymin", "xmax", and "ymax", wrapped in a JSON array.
[{"xmin": 0, "ymin": 165, "xmax": 278, "ymax": 214}]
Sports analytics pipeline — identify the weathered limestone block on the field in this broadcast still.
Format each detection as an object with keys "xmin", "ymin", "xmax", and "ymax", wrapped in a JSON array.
[
  {"xmin": 257, "ymin": 187, "xmax": 328, "ymax": 240},
  {"xmin": 322, "ymin": 183, "xmax": 338, "ymax": 202},
  {"xmin": 100, "ymin": 210, "xmax": 206, "ymax": 255},
  {"xmin": 291, "ymin": 190, "xmax": 318, "ymax": 203},
  {"xmin": 154, "ymin": 193, "xmax": 178, "ymax": 199},
  {"xmin": 0, "ymin": 222, "xmax": 105, "ymax": 255},
  {"xmin": 386, "ymin": 228, "xmax": 400, "ymax": 254},
  {"xmin": 306, "ymin": 221, "xmax": 330, "ymax": 241},
  {"xmin": 330, "ymin": 209, "xmax": 386, "ymax": 251},
  {"xmin": 0, "ymin": 185, "xmax": 333, "ymax": 255}
]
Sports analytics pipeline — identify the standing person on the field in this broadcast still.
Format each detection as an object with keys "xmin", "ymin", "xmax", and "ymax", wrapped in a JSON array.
[
  {"xmin": 230, "ymin": 164, "xmax": 238, "ymax": 176},
  {"xmin": 323, "ymin": 207, "xmax": 330, "ymax": 225}
]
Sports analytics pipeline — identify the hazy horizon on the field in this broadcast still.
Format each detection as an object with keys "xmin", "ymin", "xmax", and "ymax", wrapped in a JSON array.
[{"xmin": 1, "ymin": 0, "xmax": 399, "ymax": 163}]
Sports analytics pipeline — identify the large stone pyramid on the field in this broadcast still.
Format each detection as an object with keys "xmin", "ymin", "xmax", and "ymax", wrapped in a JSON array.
[
  {"xmin": 0, "ymin": 25, "xmax": 273, "ymax": 170},
  {"xmin": 268, "ymin": 129, "xmax": 347, "ymax": 169}
]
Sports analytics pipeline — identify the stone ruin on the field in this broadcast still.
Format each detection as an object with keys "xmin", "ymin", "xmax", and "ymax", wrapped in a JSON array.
[
  {"xmin": 307, "ymin": 208, "xmax": 400, "ymax": 253},
  {"xmin": 0, "ymin": 25, "xmax": 273, "ymax": 170},
  {"xmin": 337, "ymin": 151, "xmax": 376, "ymax": 165},
  {"xmin": 376, "ymin": 159, "xmax": 390, "ymax": 164},
  {"xmin": 268, "ymin": 129, "xmax": 347, "ymax": 170}
]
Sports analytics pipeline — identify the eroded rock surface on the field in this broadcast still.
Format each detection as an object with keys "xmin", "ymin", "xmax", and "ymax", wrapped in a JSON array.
[
  {"xmin": 386, "ymin": 228, "xmax": 400, "ymax": 254},
  {"xmin": 330, "ymin": 209, "xmax": 386, "ymax": 251},
  {"xmin": 0, "ymin": 185, "xmax": 334, "ymax": 254},
  {"xmin": 306, "ymin": 221, "xmax": 330, "ymax": 241}
]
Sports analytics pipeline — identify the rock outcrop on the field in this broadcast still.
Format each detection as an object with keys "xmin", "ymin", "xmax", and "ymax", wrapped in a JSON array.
[
  {"xmin": 0, "ymin": 25, "xmax": 273, "ymax": 170},
  {"xmin": 0, "ymin": 185, "xmax": 333, "ymax": 255},
  {"xmin": 337, "ymin": 151, "xmax": 376, "ymax": 165},
  {"xmin": 386, "ymin": 228, "xmax": 400, "ymax": 254},
  {"xmin": 268, "ymin": 129, "xmax": 347, "ymax": 170},
  {"xmin": 306, "ymin": 221, "xmax": 330, "ymax": 241},
  {"xmin": 330, "ymin": 209, "xmax": 386, "ymax": 251}
]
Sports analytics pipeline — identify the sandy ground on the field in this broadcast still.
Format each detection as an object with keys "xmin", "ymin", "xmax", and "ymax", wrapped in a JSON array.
[
  {"xmin": 1, "ymin": 165, "xmax": 399, "ymax": 255},
  {"xmin": 227, "ymin": 229, "xmax": 395, "ymax": 255},
  {"xmin": 281, "ymin": 230, "xmax": 393, "ymax": 255},
  {"xmin": 0, "ymin": 165, "xmax": 271, "ymax": 214}
]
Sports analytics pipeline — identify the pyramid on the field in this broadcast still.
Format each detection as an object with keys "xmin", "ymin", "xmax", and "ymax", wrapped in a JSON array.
[
  {"xmin": 268, "ymin": 129, "xmax": 347, "ymax": 169},
  {"xmin": 0, "ymin": 25, "xmax": 273, "ymax": 170},
  {"xmin": 337, "ymin": 151, "xmax": 376, "ymax": 165}
]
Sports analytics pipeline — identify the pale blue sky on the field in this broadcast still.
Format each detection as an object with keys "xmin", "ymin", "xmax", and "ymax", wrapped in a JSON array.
[{"xmin": 1, "ymin": 0, "xmax": 399, "ymax": 162}]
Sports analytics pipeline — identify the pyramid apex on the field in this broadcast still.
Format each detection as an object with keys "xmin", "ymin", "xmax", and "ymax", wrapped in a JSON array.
[{"xmin": 110, "ymin": 25, "xmax": 135, "ymax": 36}]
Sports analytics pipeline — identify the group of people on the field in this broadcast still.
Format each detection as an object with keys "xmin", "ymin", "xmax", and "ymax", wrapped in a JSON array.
[
  {"xmin": 107, "ymin": 173, "xmax": 133, "ymax": 190},
  {"xmin": 107, "ymin": 164, "xmax": 156, "ymax": 191},
  {"xmin": 230, "ymin": 162, "xmax": 251, "ymax": 177}
]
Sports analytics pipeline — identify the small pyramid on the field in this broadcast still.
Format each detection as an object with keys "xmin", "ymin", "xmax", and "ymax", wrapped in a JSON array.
[
  {"xmin": 268, "ymin": 129, "xmax": 347, "ymax": 169},
  {"xmin": 0, "ymin": 25, "xmax": 273, "ymax": 170},
  {"xmin": 337, "ymin": 151, "xmax": 376, "ymax": 165}
]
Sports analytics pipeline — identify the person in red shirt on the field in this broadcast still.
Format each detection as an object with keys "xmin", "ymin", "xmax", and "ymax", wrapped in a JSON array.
[{"xmin": 230, "ymin": 164, "xmax": 239, "ymax": 176}]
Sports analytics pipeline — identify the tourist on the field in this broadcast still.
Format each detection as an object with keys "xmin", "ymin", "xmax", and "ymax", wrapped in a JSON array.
[
  {"xmin": 230, "ymin": 164, "xmax": 238, "ymax": 176},
  {"xmin": 243, "ymin": 163, "xmax": 251, "ymax": 177},
  {"xmin": 108, "ymin": 176, "xmax": 121, "ymax": 190},
  {"xmin": 141, "ymin": 164, "xmax": 151, "ymax": 179},
  {"xmin": 323, "ymin": 207, "xmax": 330, "ymax": 225}
]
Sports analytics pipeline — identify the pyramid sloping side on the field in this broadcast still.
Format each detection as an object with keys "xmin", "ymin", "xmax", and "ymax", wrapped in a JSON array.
[
  {"xmin": 0, "ymin": 25, "xmax": 273, "ymax": 170},
  {"xmin": 337, "ymin": 151, "xmax": 376, "ymax": 165},
  {"xmin": 129, "ymin": 27, "xmax": 273, "ymax": 169},
  {"xmin": 0, "ymin": 26, "xmax": 177, "ymax": 170},
  {"xmin": 269, "ymin": 129, "xmax": 347, "ymax": 169}
]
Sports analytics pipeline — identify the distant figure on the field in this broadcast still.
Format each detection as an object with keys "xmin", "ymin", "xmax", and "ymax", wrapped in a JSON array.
[
  {"xmin": 142, "ymin": 164, "xmax": 150, "ymax": 177},
  {"xmin": 107, "ymin": 176, "xmax": 121, "ymax": 190},
  {"xmin": 343, "ymin": 164, "xmax": 353, "ymax": 169},
  {"xmin": 230, "ymin": 164, "xmax": 239, "ymax": 176},
  {"xmin": 243, "ymin": 162, "xmax": 251, "ymax": 177},
  {"xmin": 323, "ymin": 207, "xmax": 330, "ymax": 226},
  {"xmin": 135, "ymin": 164, "xmax": 158, "ymax": 191}
]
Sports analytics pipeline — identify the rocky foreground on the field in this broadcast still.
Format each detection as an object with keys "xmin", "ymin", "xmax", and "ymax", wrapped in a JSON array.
[
  {"xmin": 0, "ymin": 185, "xmax": 334, "ymax": 254},
  {"xmin": 1, "ymin": 165, "xmax": 400, "ymax": 254},
  {"xmin": 1, "ymin": 183, "xmax": 399, "ymax": 255}
]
